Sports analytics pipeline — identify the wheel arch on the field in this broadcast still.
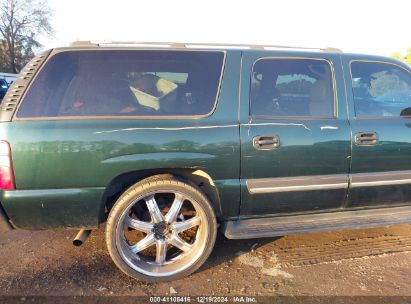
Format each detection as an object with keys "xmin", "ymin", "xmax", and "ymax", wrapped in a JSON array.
[{"xmin": 99, "ymin": 168, "xmax": 222, "ymax": 224}]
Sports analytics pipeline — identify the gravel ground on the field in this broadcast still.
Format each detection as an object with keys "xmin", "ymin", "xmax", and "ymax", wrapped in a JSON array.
[{"xmin": 1, "ymin": 224, "xmax": 411, "ymax": 299}]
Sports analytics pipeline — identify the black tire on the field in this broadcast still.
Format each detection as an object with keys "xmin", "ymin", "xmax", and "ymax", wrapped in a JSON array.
[{"xmin": 105, "ymin": 174, "xmax": 217, "ymax": 282}]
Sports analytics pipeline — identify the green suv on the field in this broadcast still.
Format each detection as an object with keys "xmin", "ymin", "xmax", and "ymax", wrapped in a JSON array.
[{"xmin": 1, "ymin": 42, "xmax": 411, "ymax": 282}]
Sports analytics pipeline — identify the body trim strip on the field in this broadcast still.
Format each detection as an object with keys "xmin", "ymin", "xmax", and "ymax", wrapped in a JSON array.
[
  {"xmin": 246, "ymin": 174, "xmax": 348, "ymax": 194},
  {"xmin": 350, "ymin": 171, "xmax": 411, "ymax": 188},
  {"xmin": 247, "ymin": 170, "xmax": 411, "ymax": 194}
]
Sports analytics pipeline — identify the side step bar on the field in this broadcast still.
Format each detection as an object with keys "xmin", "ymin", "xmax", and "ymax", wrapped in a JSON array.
[{"xmin": 222, "ymin": 206, "xmax": 411, "ymax": 239}]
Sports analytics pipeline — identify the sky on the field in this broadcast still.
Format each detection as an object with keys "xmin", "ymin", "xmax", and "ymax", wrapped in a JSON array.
[{"xmin": 40, "ymin": 0, "xmax": 410, "ymax": 56}]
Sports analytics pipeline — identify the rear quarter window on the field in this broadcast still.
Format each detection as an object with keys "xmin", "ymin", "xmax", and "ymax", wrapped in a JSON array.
[{"xmin": 17, "ymin": 50, "xmax": 225, "ymax": 118}]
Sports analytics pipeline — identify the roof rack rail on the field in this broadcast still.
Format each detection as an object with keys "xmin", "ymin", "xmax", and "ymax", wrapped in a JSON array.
[
  {"xmin": 69, "ymin": 41, "xmax": 99, "ymax": 47},
  {"xmin": 69, "ymin": 41, "xmax": 342, "ymax": 52}
]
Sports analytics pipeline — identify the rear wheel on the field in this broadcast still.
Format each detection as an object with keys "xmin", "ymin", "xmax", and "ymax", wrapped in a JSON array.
[{"xmin": 105, "ymin": 175, "xmax": 217, "ymax": 282}]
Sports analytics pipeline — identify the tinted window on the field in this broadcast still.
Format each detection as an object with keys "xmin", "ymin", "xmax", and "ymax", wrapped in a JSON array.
[
  {"xmin": 17, "ymin": 50, "xmax": 224, "ymax": 118},
  {"xmin": 250, "ymin": 58, "xmax": 334, "ymax": 117},
  {"xmin": 351, "ymin": 61, "xmax": 411, "ymax": 117}
]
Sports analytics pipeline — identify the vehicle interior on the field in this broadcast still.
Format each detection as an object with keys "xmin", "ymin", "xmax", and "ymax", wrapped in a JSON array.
[
  {"xmin": 351, "ymin": 62, "xmax": 411, "ymax": 117},
  {"xmin": 17, "ymin": 51, "xmax": 224, "ymax": 118},
  {"xmin": 251, "ymin": 59, "xmax": 334, "ymax": 118}
]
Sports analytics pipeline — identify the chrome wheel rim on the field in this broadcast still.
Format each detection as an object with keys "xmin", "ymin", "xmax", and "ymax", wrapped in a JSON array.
[{"xmin": 115, "ymin": 190, "xmax": 208, "ymax": 277}]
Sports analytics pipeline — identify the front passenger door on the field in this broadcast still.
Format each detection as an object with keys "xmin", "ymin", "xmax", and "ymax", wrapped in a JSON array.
[{"xmin": 344, "ymin": 58, "xmax": 411, "ymax": 208}]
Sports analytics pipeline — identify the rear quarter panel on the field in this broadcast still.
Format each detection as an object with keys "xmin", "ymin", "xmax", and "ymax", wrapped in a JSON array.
[{"xmin": 0, "ymin": 50, "xmax": 242, "ymax": 229}]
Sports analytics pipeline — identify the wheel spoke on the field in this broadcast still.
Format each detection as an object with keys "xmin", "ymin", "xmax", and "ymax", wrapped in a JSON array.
[
  {"xmin": 172, "ymin": 216, "xmax": 201, "ymax": 233},
  {"xmin": 145, "ymin": 195, "xmax": 163, "ymax": 223},
  {"xmin": 165, "ymin": 193, "xmax": 184, "ymax": 223},
  {"xmin": 155, "ymin": 240, "xmax": 168, "ymax": 265},
  {"xmin": 124, "ymin": 215, "xmax": 153, "ymax": 233},
  {"xmin": 169, "ymin": 234, "xmax": 193, "ymax": 252},
  {"xmin": 130, "ymin": 233, "xmax": 156, "ymax": 253}
]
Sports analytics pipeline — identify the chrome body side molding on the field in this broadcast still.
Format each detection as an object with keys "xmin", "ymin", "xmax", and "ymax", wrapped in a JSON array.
[
  {"xmin": 350, "ymin": 171, "xmax": 411, "ymax": 188},
  {"xmin": 246, "ymin": 174, "xmax": 348, "ymax": 194},
  {"xmin": 246, "ymin": 170, "xmax": 411, "ymax": 194},
  {"xmin": 222, "ymin": 206, "xmax": 411, "ymax": 239}
]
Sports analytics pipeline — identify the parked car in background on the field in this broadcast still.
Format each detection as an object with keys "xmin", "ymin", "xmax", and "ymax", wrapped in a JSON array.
[
  {"xmin": 0, "ymin": 73, "xmax": 17, "ymax": 86},
  {"xmin": 0, "ymin": 79, "xmax": 8, "ymax": 102},
  {"xmin": 1, "ymin": 42, "xmax": 411, "ymax": 282}
]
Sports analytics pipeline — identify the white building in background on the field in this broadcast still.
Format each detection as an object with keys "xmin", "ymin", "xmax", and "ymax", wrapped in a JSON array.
[{"xmin": 0, "ymin": 73, "xmax": 17, "ymax": 85}]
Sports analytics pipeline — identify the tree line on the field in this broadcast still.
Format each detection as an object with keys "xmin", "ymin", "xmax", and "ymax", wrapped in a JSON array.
[
  {"xmin": 0, "ymin": 1, "xmax": 410, "ymax": 74},
  {"xmin": 0, "ymin": 0, "xmax": 52, "ymax": 73}
]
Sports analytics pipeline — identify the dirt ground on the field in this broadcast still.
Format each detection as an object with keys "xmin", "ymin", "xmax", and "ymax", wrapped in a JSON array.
[{"xmin": 1, "ymin": 224, "xmax": 411, "ymax": 299}]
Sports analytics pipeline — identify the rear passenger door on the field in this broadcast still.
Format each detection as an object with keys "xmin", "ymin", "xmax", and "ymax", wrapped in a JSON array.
[
  {"xmin": 240, "ymin": 52, "xmax": 351, "ymax": 216},
  {"xmin": 343, "ymin": 57, "xmax": 411, "ymax": 208}
]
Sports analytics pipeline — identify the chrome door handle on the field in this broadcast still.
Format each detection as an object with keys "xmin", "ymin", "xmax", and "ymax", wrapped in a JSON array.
[
  {"xmin": 355, "ymin": 132, "xmax": 378, "ymax": 146},
  {"xmin": 253, "ymin": 135, "xmax": 280, "ymax": 150}
]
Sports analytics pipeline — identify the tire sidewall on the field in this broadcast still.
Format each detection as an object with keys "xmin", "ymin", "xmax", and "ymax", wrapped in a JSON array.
[{"xmin": 106, "ymin": 177, "xmax": 217, "ymax": 282}]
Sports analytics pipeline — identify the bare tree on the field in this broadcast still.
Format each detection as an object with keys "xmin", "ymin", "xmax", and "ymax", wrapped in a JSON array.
[{"xmin": 0, "ymin": 0, "xmax": 52, "ymax": 73}]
